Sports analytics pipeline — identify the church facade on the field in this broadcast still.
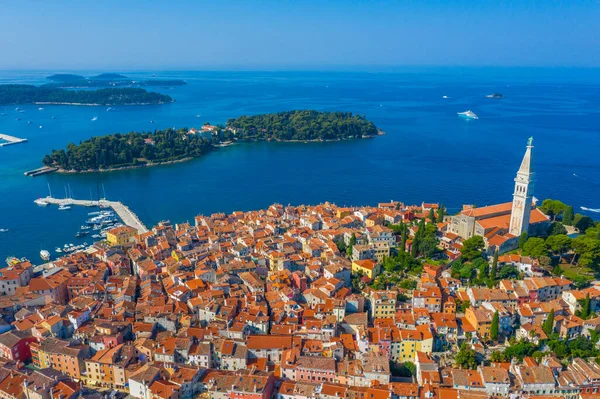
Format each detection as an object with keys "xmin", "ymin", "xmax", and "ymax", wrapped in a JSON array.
[{"xmin": 449, "ymin": 138, "xmax": 550, "ymax": 254}]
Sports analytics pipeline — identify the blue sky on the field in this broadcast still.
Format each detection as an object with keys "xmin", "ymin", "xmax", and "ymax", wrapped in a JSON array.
[{"xmin": 1, "ymin": 0, "xmax": 599, "ymax": 70}]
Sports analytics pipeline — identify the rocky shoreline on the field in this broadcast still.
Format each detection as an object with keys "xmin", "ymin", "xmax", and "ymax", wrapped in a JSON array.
[
  {"xmin": 45, "ymin": 131, "xmax": 384, "ymax": 174},
  {"xmin": 55, "ymin": 157, "xmax": 194, "ymax": 174}
]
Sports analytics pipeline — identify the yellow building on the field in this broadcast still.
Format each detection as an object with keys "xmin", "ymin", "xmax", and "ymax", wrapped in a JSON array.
[
  {"xmin": 352, "ymin": 259, "xmax": 381, "ymax": 279},
  {"xmin": 392, "ymin": 326, "xmax": 433, "ymax": 363},
  {"xmin": 106, "ymin": 226, "xmax": 138, "ymax": 246},
  {"xmin": 465, "ymin": 307, "xmax": 494, "ymax": 340},
  {"xmin": 371, "ymin": 291, "xmax": 397, "ymax": 319}
]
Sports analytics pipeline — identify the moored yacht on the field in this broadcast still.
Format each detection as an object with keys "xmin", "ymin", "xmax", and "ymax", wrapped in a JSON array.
[{"xmin": 40, "ymin": 250, "xmax": 50, "ymax": 261}]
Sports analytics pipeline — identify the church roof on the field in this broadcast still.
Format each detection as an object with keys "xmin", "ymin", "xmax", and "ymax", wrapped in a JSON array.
[
  {"xmin": 476, "ymin": 208, "xmax": 548, "ymax": 231},
  {"xmin": 461, "ymin": 202, "xmax": 512, "ymax": 218}
]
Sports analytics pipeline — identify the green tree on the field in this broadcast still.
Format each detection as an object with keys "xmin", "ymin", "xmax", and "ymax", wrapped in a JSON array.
[
  {"xmin": 335, "ymin": 240, "xmax": 346, "ymax": 253},
  {"xmin": 542, "ymin": 308, "xmax": 555, "ymax": 336},
  {"xmin": 563, "ymin": 206, "xmax": 574, "ymax": 225},
  {"xmin": 399, "ymin": 279, "xmax": 417, "ymax": 290},
  {"xmin": 490, "ymin": 311, "xmax": 500, "ymax": 341},
  {"xmin": 574, "ymin": 214, "xmax": 595, "ymax": 233},
  {"xmin": 428, "ymin": 208, "xmax": 436, "ymax": 223},
  {"xmin": 579, "ymin": 294, "xmax": 592, "ymax": 320},
  {"xmin": 400, "ymin": 226, "xmax": 407, "ymax": 253},
  {"xmin": 460, "ymin": 236, "xmax": 485, "ymax": 261},
  {"xmin": 438, "ymin": 204, "xmax": 445, "ymax": 222},
  {"xmin": 571, "ymin": 235, "xmax": 600, "ymax": 267},
  {"xmin": 518, "ymin": 232, "xmax": 528, "ymax": 249},
  {"xmin": 455, "ymin": 343, "xmax": 478, "ymax": 369},
  {"xmin": 489, "ymin": 250, "xmax": 498, "ymax": 284},
  {"xmin": 522, "ymin": 237, "xmax": 547, "ymax": 258},
  {"xmin": 545, "ymin": 234, "xmax": 571, "ymax": 255},
  {"xmin": 540, "ymin": 199, "xmax": 567, "ymax": 221},
  {"xmin": 548, "ymin": 222, "xmax": 567, "ymax": 236}
]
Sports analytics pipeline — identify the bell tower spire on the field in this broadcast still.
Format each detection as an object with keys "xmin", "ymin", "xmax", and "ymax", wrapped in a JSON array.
[{"xmin": 509, "ymin": 137, "xmax": 535, "ymax": 236}]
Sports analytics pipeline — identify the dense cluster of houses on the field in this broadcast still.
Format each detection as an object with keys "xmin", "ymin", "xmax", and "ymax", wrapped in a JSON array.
[{"xmin": 0, "ymin": 201, "xmax": 598, "ymax": 399}]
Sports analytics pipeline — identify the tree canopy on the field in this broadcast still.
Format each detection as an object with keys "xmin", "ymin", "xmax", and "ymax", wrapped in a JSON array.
[
  {"xmin": 0, "ymin": 84, "xmax": 173, "ymax": 105},
  {"xmin": 226, "ymin": 110, "xmax": 379, "ymax": 141},
  {"xmin": 460, "ymin": 236, "xmax": 485, "ymax": 261},
  {"xmin": 42, "ymin": 128, "xmax": 212, "ymax": 171}
]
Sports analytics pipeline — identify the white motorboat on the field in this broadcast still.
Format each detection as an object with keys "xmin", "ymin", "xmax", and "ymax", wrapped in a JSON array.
[
  {"xmin": 34, "ymin": 198, "xmax": 49, "ymax": 206},
  {"xmin": 457, "ymin": 110, "xmax": 479, "ymax": 119}
]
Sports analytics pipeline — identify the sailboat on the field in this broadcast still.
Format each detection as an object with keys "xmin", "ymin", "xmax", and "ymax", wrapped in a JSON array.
[
  {"xmin": 34, "ymin": 183, "xmax": 52, "ymax": 206},
  {"xmin": 59, "ymin": 185, "xmax": 71, "ymax": 210}
]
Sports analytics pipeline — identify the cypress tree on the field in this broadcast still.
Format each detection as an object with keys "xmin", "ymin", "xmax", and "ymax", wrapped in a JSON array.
[
  {"xmin": 490, "ymin": 311, "xmax": 499, "ymax": 341},
  {"xmin": 542, "ymin": 308, "xmax": 555, "ymax": 335},
  {"xmin": 438, "ymin": 204, "xmax": 445, "ymax": 222},
  {"xmin": 563, "ymin": 206, "xmax": 574, "ymax": 226},
  {"xmin": 489, "ymin": 250, "xmax": 498, "ymax": 283},
  {"xmin": 581, "ymin": 293, "xmax": 591, "ymax": 319},
  {"xmin": 428, "ymin": 208, "xmax": 436, "ymax": 223},
  {"xmin": 400, "ymin": 225, "xmax": 407, "ymax": 253},
  {"xmin": 518, "ymin": 232, "xmax": 528, "ymax": 249}
]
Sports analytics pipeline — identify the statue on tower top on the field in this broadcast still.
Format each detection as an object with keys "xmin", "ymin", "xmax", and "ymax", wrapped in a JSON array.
[{"xmin": 527, "ymin": 137, "xmax": 534, "ymax": 147}]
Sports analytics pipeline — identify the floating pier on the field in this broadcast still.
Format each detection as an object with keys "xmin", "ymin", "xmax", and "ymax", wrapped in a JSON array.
[
  {"xmin": 24, "ymin": 166, "xmax": 58, "ymax": 177},
  {"xmin": 0, "ymin": 134, "xmax": 28, "ymax": 147},
  {"xmin": 37, "ymin": 197, "xmax": 148, "ymax": 233}
]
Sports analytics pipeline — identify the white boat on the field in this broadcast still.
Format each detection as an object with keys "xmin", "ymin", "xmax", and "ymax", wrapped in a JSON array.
[
  {"xmin": 34, "ymin": 198, "xmax": 49, "ymax": 206},
  {"xmin": 442, "ymin": 95, "xmax": 449, "ymax": 99},
  {"xmin": 91, "ymin": 116, "xmax": 98, "ymax": 121},
  {"xmin": 0, "ymin": 229, "xmax": 8, "ymax": 233},
  {"xmin": 39, "ymin": 125, "xmax": 43, "ymax": 129},
  {"xmin": 106, "ymin": 107, "xmax": 116, "ymax": 112},
  {"xmin": 457, "ymin": 110, "xmax": 479, "ymax": 119},
  {"xmin": 40, "ymin": 250, "xmax": 50, "ymax": 261},
  {"xmin": 58, "ymin": 204, "xmax": 71, "ymax": 211},
  {"xmin": 55, "ymin": 247, "xmax": 62, "ymax": 253},
  {"xmin": 38, "ymin": 107, "xmax": 44, "ymax": 111}
]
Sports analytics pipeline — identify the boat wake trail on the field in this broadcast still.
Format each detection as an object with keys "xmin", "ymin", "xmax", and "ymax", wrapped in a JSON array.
[{"xmin": 581, "ymin": 206, "xmax": 600, "ymax": 213}]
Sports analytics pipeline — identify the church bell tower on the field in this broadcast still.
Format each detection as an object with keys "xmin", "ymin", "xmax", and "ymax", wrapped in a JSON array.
[{"xmin": 509, "ymin": 137, "xmax": 535, "ymax": 236}]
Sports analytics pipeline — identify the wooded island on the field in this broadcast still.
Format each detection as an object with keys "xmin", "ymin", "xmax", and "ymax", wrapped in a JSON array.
[{"xmin": 41, "ymin": 110, "xmax": 381, "ymax": 172}]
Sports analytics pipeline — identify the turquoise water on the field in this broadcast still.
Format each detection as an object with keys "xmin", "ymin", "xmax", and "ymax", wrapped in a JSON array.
[{"xmin": 1, "ymin": 69, "xmax": 600, "ymax": 262}]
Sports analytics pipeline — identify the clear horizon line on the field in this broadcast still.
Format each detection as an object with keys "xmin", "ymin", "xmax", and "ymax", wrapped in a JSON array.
[{"xmin": 1, "ymin": 64, "xmax": 600, "ymax": 73}]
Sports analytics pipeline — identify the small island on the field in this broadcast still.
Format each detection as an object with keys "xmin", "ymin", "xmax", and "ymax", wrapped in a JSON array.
[
  {"xmin": 225, "ymin": 110, "xmax": 380, "ymax": 141},
  {"xmin": 41, "ymin": 110, "xmax": 381, "ymax": 173},
  {"xmin": 45, "ymin": 73, "xmax": 187, "ymax": 88},
  {"xmin": 0, "ymin": 85, "xmax": 173, "ymax": 106},
  {"xmin": 42, "ymin": 128, "xmax": 212, "ymax": 172}
]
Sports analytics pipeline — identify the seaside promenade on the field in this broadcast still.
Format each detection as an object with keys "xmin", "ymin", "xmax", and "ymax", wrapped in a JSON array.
[{"xmin": 40, "ymin": 197, "xmax": 148, "ymax": 233}]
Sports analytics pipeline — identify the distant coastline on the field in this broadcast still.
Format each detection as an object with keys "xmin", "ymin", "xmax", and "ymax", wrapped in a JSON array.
[
  {"xmin": 34, "ymin": 101, "xmax": 173, "ymax": 106},
  {"xmin": 0, "ymin": 85, "xmax": 173, "ymax": 106}
]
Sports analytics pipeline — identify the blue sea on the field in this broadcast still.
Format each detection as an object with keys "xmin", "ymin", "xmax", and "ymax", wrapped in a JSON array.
[{"xmin": 1, "ymin": 68, "xmax": 600, "ymax": 262}]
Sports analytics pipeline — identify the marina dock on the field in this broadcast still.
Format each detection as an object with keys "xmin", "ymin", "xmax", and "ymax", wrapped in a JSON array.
[
  {"xmin": 24, "ymin": 166, "xmax": 58, "ymax": 177},
  {"xmin": 38, "ymin": 197, "xmax": 149, "ymax": 233},
  {"xmin": 0, "ymin": 134, "xmax": 28, "ymax": 147}
]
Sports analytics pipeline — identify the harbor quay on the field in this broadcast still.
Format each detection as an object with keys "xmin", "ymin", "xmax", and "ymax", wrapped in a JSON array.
[
  {"xmin": 37, "ymin": 196, "xmax": 148, "ymax": 233},
  {"xmin": 0, "ymin": 133, "xmax": 28, "ymax": 147}
]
